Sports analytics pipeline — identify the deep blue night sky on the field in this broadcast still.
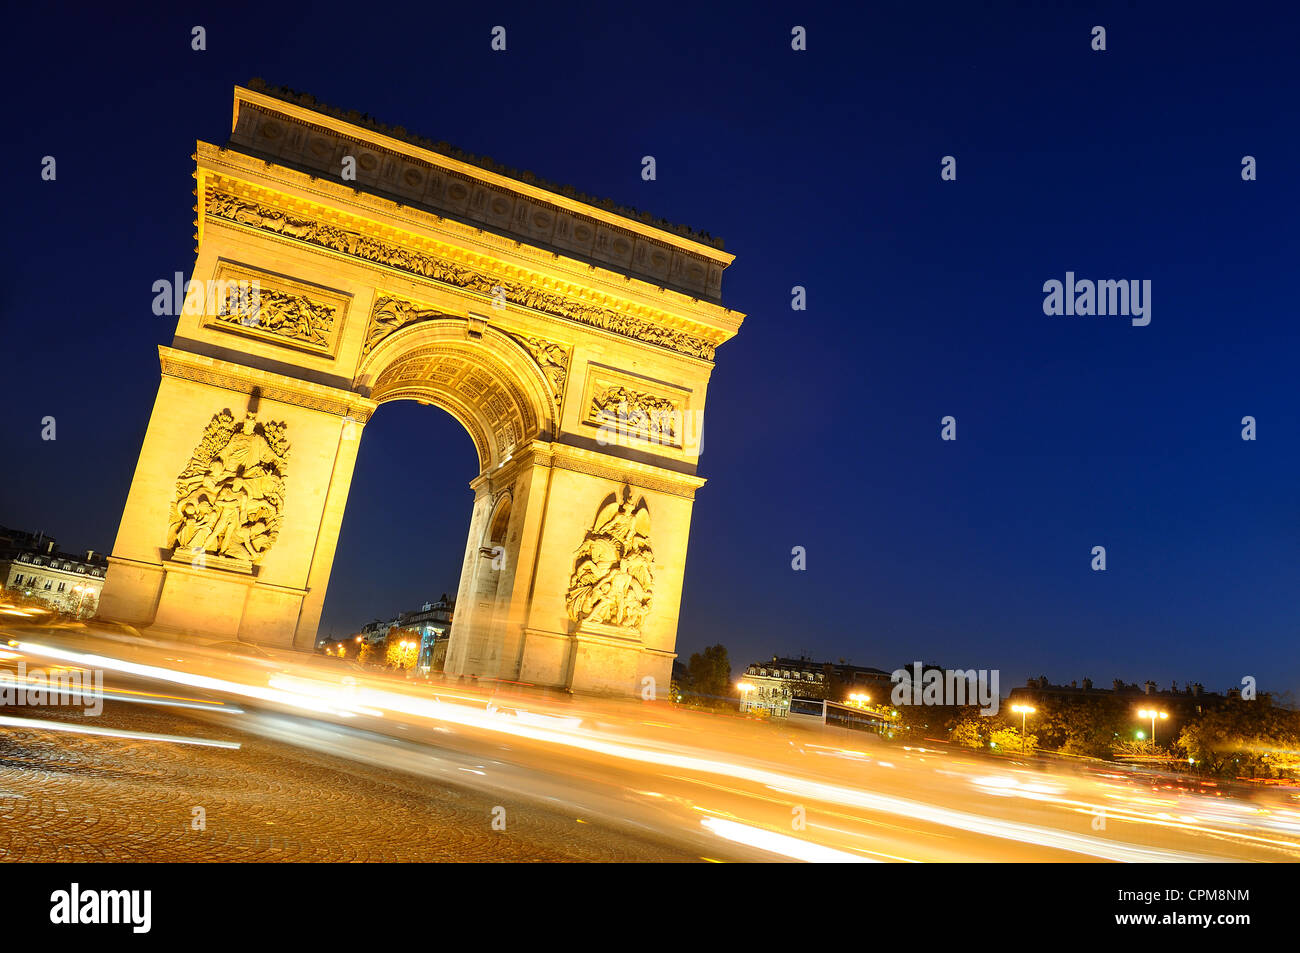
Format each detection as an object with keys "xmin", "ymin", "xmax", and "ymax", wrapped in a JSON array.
[{"xmin": 3, "ymin": 1, "xmax": 1298, "ymax": 693}]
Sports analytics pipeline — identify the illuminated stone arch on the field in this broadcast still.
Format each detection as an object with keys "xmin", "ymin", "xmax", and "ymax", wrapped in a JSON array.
[
  {"xmin": 357, "ymin": 320, "xmax": 556, "ymax": 472},
  {"xmin": 97, "ymin": 85, "xmax": 742, "ymax": 696}
]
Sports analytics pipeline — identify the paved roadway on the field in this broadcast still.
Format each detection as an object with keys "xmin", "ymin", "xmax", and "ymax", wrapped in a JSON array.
[
  {"xmin": 3, "ymin": 620, "xmax": 1300, "ymax": 862},
  {"xmin": 0, "ymin": 699, "xmax": 702, "ymax": 862}
]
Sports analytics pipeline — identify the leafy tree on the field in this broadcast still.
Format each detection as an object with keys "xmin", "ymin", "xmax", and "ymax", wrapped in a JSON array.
[
  {"xmin": 949, "ymin": 716, "xmax": 985, "ymax": 749},
  {"xmin": 1179, "ymin": 700, "xmax": 1300, "ymax": 779},
  {"xmin": 1113, "ymin": 737, "xmax": 1160, "ymax": 759},
  {"xmin": 1018, "ymin": 695, "xmax": 1131, "ymax": 759},
  {"xmin": 685, "ymin": 644, "xmax": 732, "ymax": 703},
  {"xmin": 896, "ymin": 703, "xmax": 981, "ymax": 742},
  {"xmin": 384, "ymin": 626, "xmax": 421, "ymax": 670},
  {"xmin": 988, "ymin": 725, "xmax": 1037, "ymax": 754}
]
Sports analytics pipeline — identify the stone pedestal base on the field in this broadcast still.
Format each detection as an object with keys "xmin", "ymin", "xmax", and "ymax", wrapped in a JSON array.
[
  {"xmin": 518, "ymin": 620, "xmax": 664, "ymax": 696},
  {"xmin": 153, "ymin": 558, "xmax": 257, "ymax": 639},
  {"xmin": 570, "ymin": 621, "xmax": 642, "ymax": 696},
  {"xmin": 119, "ymin": 555, "xmax": 307, "ymax": 647}
]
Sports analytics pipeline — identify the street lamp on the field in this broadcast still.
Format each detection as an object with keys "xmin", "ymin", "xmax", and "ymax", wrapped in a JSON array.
[
  {"xmin": 1137, "ymin": 708, "xmax": 1168, "ymax": 745},
  {"xmin": 737, "ymin": 682, "xmax": 755, "ymax": 711},
  {"xmin": 1010, "ymin": 703, "xmax": 1036, "ymax": 754},
  {"xmin": 72, "ymin": 584, "xmax": 94, "ymax": 618}
]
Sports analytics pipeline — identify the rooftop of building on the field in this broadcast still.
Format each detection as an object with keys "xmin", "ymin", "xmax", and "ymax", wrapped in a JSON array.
[
  {"xmin": 0, "ymin": 526, "xmax": 107, "ymax": 569},
  {"xmin": 745, "ymin": 655, "xmax": 892, "ymax": 678}
]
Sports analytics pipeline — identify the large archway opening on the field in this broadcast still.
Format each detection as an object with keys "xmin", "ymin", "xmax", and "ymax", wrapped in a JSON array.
[
  {"xmin": 325, "ymin": 318, "xmax": 557, "ymax": 679},
  {"xmin": 316, "ymin": 401, "xmax": 476, "ymax": 659}
]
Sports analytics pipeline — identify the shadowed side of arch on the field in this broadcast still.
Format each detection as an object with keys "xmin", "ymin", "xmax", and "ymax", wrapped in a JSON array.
[{"xmin": 355, "ymin": 319, "xmax": 555, "ymax": 472}]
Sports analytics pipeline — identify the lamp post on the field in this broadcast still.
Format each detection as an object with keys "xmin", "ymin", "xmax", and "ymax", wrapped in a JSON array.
[
  {"xmin": 1010, "ymin": 703, "xmax": 1036, "ymax": 754},
  {"xmin": 72, "ymin": 584, "xmax": 94, "ymax": 618},
  {"xmin": 737, "ymin": 682, "xmax": 755, "ymax": 712},
  {"xmin": 1137, "ymin": 708, "xmax": 1168, "ymax": 746}
]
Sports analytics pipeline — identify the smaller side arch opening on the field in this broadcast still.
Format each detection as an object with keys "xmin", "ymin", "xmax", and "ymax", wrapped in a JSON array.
[{"xmin": 486, "ymin": 493, "xmax": 512, "ymax": 547}]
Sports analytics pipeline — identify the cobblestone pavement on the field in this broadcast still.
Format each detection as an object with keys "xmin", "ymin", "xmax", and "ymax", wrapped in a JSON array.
[{"xmin": 0, "ymin": 701, "xmax": 698, "ymax": 861}]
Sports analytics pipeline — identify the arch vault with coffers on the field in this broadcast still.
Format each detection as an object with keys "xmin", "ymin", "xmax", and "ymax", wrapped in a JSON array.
[{"xmin": 98, "ymin": 84, "xmax": 744, "ymax": 696}]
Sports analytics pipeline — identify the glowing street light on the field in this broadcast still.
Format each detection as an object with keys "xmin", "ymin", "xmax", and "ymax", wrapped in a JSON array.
[
  {"xmin": 1010, "ymin": 704, "xmax": 1036, "ymax": 754},
  {"xmin": 1137, "ymin": 708, "xmax": 1168, "ymax": 745},
  {"xmin": 736, "ymin": 682, "xmax": 755, "ymax": 711},
  {"xmin": 397, "ymin": 639, "xmax": 418, "ymax": 669},
  {"xmin": 72, "ymin": 584, "xmax": 95, "ymax": 618}
]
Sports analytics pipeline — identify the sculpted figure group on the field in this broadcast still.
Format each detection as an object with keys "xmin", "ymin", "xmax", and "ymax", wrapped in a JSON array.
[
  {"xmin": 217, "ymin": 286, "xmax": 334, "ymax": 348},
  {"xmin": 565, "ymin": 494, "xmax": 654, "ymax": 629},
  {"xmin": 167, "ymin": 411, "xmax": 290, "ymax": 566},
  {"xmin": 591, "ymin": 385, "xmax": 679, "ymax": 443}
]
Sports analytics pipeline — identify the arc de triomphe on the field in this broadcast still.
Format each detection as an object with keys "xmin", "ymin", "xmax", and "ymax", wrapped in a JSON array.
[{"xmin": 97, "ymin": 84, "xmax": 743, "ymax": 696}]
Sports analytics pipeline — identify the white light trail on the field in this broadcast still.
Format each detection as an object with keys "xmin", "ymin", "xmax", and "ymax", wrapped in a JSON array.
[
  {"xmin": 0, "ymin": 714, "xmax": 240, "ymax": 749},
  {"xmin": 700, "ymin": 817, "xmax": 876, "ymax": 863}
]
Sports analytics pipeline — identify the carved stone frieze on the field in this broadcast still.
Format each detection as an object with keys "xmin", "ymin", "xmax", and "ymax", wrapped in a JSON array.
[
  {"xmin": 215, "ymin": 285, "xmax": 335, "ymax": 349},
  {"xmin": 363, "ymin": 295, "xmax": 444, "ymax": 355},
  {"xmin": 589, "ymin": 385, "xmax": 679, "ymax": 446},
  {"xmin": 204, "ymin": 189, "xmax": 716, "ymax": 360}
]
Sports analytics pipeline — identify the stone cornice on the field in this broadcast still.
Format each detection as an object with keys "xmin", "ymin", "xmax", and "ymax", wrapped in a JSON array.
[
  {"xmin": 520, "ymin": 440, "xmax": 706, "ymax": 501},
  {"xmin": 196, "ymin": 165, "xmax": 736, "ymax": 361},
  {"xmin": 158, "ymin": 346, "xmax": 378, "ymax": 423}
]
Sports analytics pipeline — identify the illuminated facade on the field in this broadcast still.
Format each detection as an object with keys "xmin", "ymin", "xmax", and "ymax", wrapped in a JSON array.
[
  {"xmin": 0, "ymin": 528, "xmax": 107, "ymax": 616},
  {"xmin": 99, "ymin": 85, "xmax": 743, "ymax": 696},
  {"xmin": 739, "ymin": 656, "xmax": 894, "ymax": 717}
]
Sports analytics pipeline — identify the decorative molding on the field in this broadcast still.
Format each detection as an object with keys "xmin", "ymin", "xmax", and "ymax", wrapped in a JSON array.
[
  {"xmin": 241, "ymin": 82, "xmax": 729, "ymax": 252},
  {"xmin": 158, "ymin": 347, "xmax": 376, "ymax": 423},
  {"xmin": 203, "ymin": 187, "xmax": 718, "ymax": 360},
  {"xmin": 548, "ymin": 456, "xmax": 698, "ymax": 500},
  {"xmin": 540, "ymin": 442, "xmax": 704, "ymax": 501}
]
